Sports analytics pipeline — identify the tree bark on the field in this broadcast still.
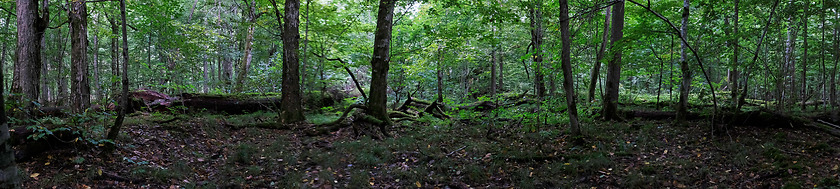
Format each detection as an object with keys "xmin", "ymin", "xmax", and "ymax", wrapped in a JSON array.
[
  {"xmin": 437, "ymin": 46, "xmax": 444, "ymax": 102},
  {"xmin": 93, "ymin": 29, "xmax": 101, "ymax": 102},
  {"xmin": 234, "ymin": 0, "xmax": 257, "ymax": 93},
  {"xmin": 559, "ymin": 0, "xmax": 580, "ymax": 138},
  {"xmin": 491, "ymin": 49, "xmax": 497, "ymax": 97},
  {"xmin": 676, "ymin": 0, "xmax": 691, "ymax": 122},
  {"xmin": 730, "ymin": 0, "xmax": 740, "ymax": 109},
  {"xmin": 801, "ymin": 3, "xmax": 809, "ymax": 110},
  {"xmin": 368, "ymin": 0, "xmax": 397, "ymax": 134},
  {"xmin": 109, "ymin": 14, "xmax": 119, "ymax": 98},
  {"xmin": 0, "ymin": 6, "xmax": 20, "ymax": 188},
  {"xmin": 107, "ymin": 0, "xmax": 130, "ymax": 143},
  {"xmin": 529, "ymin": 1, "xmax": 545, "ymax": 99},
  {"xmin": 13, "ymin": 0, "xmax": 49, "ymax": 119},
  {"xmin": 70, "ymin": 0, "xmax": 90, "ymax": 113},
  {"xmin": 499, "ymin": 50, "xmax": 504, "ymax": 92},
  {"xmin": 279, "ymin": 0, "xmax": 305, "ymax": 123},
  {"xmin": 589, "ymin": 6, "xmax": 611, "ymax": 103},
  {"xmin": 602, "ymin": 1, "xmax": 624, "ymax": 120}
]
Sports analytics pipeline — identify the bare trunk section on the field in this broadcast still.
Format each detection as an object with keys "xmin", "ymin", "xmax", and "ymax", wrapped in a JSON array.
[
  {"xmin": 234, "ymin": 25, "xmax": 254, "ymax": 93},
  {"xmin": 491, "ymin": 49, "xmax": 497, "ymax": 97},
  {"xmin": 589, "ymin": 6, "xmax": 611, "ymax": 103},
  {"xmin": 109, "ymin": 15, "xmax": 119, "ymax": 98},
  {"xmin": 730, "ymin": 0, "xmax": 740, "ymax": 109},
  {"xmin": 13, "ymin": 0, "xmax": 49, "ymax": 119},
  {"xmin": 602, "ymin": 1, "xmax": 624, "ymax": 120},
  {"xmin": 801, "ymin": 4, "xmax": 809, "ymax": 110},
  {"xmin": 369, "ymin": 0, "xmax": 397, "ymax": 134},
  {"xmin": 93, "ymin": 30, "xmax": 101, "ymax": 102},
  {"xmin": 279, "ymin": 0, "xmax": 305, "ymax": 123},
  {"xmin": 107, "ymin": 0, "xmax": 130, "ymax": 143},
  {"xmin": 70, "ymin": 0, "xmax": 90, "ymax": 113},
  {"xmin": 676, "ymin": 0, "xmax": 691, "ymax": 122},
  {"xmin": 437, "ymin": 46, "xmax": 443, "ymax": 102},
  {"xmin": 499, "ymin": 51, "xmax": 504, "ymax": 92},
  {"xmin": 0, "ymin": 8, "xmax": 20, "ymax": 187},
  {"xmin": 529, "ymin": 2, "xmax": 545, "ymax": 99},
  {"xmin": 559, "ymin": 0, "xmax": 580, "ymax": 138}
]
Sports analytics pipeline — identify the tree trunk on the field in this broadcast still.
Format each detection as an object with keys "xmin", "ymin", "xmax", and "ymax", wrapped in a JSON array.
[
  {"xmin": 107, "ymin": 0, "xmax": 130, "ymax": 142},
  {"xmin": 93, "ymin": 30, "xmax": 101, "ymax": 102},
  {"xmin": 801, "ymin": 4, "xmax": 808, "ymax": 111},
  {"xmin": 0, "ymin": 8, "xmax": 20, "ymax": 188},
  {"xmin": 676, "ymin": 0, "xmax": 691, "ymax": 122},
  {"xmin": 55, "ymin": 28, "xmax": 68, "ymax": 106},
  {"xmin": 730, "ymin": 0, "xmax": 740, "ymax": 109},
  {"xmin": 368, "ymin": 0, "xmax": 397, "ymax": 132},
  {"xmin": 491, "ymin": 49, "xmax": 497, "ymax": 97},
  {"xmin": 40, "ymin": 34, "xmax": 48, "ymax": 104},
  {"xmin": 235, "ymin": 0, "xmax": 256, "ymax": 93},
  {"xmin": 279, "ymin": 0, "xmax": 305, "ymax": 123},
  {"xmin": 437, "ymin": 46, "xmax": 444, "ymax": 102},
  {"xmin": 70, "ymin": 0, "xmax": 90, "ymax": 113},
  {"xmin": 109, "ymin": 14, "xmax": 119, "ymax": 98},
  {"xmin": 832, "ymin": 11, "xmax": 839, "ymax": 107},
  {"xmin": 13, "ymin": 0, "xmax": 49, "ymax": 119},
  {"xmin": 301, "ymin": 0, "xmax": 310, "ymax": 92},
  {"xmin": 559, "ymin": 0, "xmax": 580, "ymax": 138},
  {"xmin": 529, "ymin": 1, "xmax": 545, "ymax": 99},
  {"xmin": 589, "ymin": 6, "xmax": 611, "ymax": 103},
  {"xmin": 602, "ymin": 1, "xmax": 624, "ymax": 120},
  {"xmin": 499, "ymin": 50, "xmax": 504, "ymax": 92}
]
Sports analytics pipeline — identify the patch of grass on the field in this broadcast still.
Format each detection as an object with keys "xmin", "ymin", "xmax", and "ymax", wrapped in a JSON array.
[
  {"xmin": 335, "ymin": 137, "xmax": 392, "ymax": 168},
  {"xmin": 819, "ymin": 177, "xmax": 840, "ymax": 188},
  {"xmin": 230, "ymin": 143, "xmax": 258, "ymax": 165},
  {"xmin": 782, "ymin": 181, "xmax": 802, "ymax": 189},
  {"xmin": 761, "ymin": 142, "xmax": 788, "ymax": 162},
  {"xmin": 307, "ymin": 113, "xmax": 339, "ymax": 125},
  {"xmin": 280, "ymin": 171, "xmax": 304, "ymax": 188},
  {"xmin": 807, "ymin": 142, "xmax": 836, "ymax": 154},
  {"xmin": 348, "ymin": 170, "xmax": 372, "ymax": 188}
]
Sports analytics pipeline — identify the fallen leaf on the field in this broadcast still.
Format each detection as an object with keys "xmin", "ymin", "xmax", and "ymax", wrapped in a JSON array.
[
  {"xmin": 415, "ymin": 181, "xmax": 421, "ymax": 188},
  {"xmin": 44, "ymin": 162, "xmax": 50, "ymax": 166},
  {"xmin": 30, "ymin": 173, "xmax": 39, "ymax": 179}
]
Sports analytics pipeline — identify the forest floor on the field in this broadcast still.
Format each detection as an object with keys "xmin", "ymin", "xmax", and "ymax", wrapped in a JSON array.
[{"xmin": 15, "ymin": 108, "xmax": 840, "ymax": 188}]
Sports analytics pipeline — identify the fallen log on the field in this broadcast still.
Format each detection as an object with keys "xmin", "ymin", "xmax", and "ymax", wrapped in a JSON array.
[{"xmin": 179, "ymin": 93, "xmax": 281, "ymax": 114}]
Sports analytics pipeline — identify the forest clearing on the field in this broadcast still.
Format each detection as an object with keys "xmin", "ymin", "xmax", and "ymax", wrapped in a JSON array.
[{"xmin": 1, "ymin": 0, "xmax": 840, "ymax": 188}]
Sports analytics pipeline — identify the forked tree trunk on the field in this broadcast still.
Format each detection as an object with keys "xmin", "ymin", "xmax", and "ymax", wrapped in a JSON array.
[
  {"xmin": 279, "ymin": 0, "xmax": 305, "ymax": 123},
  {"xmin": 559, "ymin": 0, "xmax": 580, "ymax": 137},
  {"xmin": 603, "ymin": 1, "xmax": 625, "ymax": 120},
  {"xmin": 729, "ymin": 0, "xmax": 740, "ymax": 109},
  {"xmin": 589, "ymin": 6, "xmax": 610, "ymax": 103}
]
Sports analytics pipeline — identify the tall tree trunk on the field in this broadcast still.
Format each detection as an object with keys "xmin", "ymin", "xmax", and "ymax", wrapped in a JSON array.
[
  {"xmin": 0, "ymin": 9, "xmax": 20, "ymax": 187},
  {"xmin": 40, "ymin": 34, "xmax": 48, "ymax": 104},
  {"xmin": 499, "ymin": 50, "xmax": 504, "ymax": 92},
  {"xmin": 437, "ymin": 46, "xmax": 444, "ymax": 102},
  {"xmin": 13, "ymin": 0, "xmax": 49, "ymax": 119},
  {"xmin": 235, "ymin": 0, "xmax": 256, "ymax": 93},
  {"xmin": 107, "ymin": 0, "xmax": 130, "ymax": 142},
  {"xmin": 203, "ymin": 55, "xmax": 209, "ymax": 93},
  {"xmin": 70, "ymin": 0, "xmax": 90, "ymax": 113},
  {"xmin": 109, "ymin": 14, "xmax": 119, "ymax": 98},
  {"xmin": 602, "ymin": 0, "xmax": 624, "ymax": 120},
  {"xmin": 831, "ymin": 11, "xmax": 839, "ymax": 107},
  {"xmin": 56, "ymin": 28, "xmax": 68, "ymax": 106},
  {"xmin": 491, "ymin": 49, "xmax": 497, "ymax": 97},
  {"xmin": 676, "ymin": 0, "xmax": 691, "ymax": 122},
  {"xmin": 730, "ymin": 0, "xmax": 740, "ymax": 109},
  {"xmin": 301, "ymin": 0, "xmax": 310, "ymax": 92},
  {"xmin": 529, "ymin": 1, "xmax": 545, "ymax": 99},
  {"xmin": 368, "ymin": 0, "xmax": 396, "ymax": 136},
  {"xmin": 0, "ymin": 11, "xmax": 10, "ymax": 94},
  {"xmin": 93, "ymin": 30, "xmax": 101, "ymax": 102},
  {"xmin": 801, "ymin": 4, "xmax": 808, "ymax": 110},
  {"xmin": 279, "ymin": 0, "xmax": 305, "ymax": 123},
  {"xmin": 589, "ymin": 6, "xmax": 611, "ymax": 103},
  {"xmin": 559, "ymin": 0, "xmax": 580, "ymax": 138}
]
